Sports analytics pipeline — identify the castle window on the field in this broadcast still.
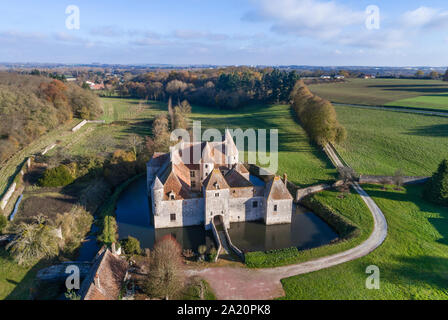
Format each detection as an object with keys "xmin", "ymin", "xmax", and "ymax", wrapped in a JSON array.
[
  {"xmin": 274, "ymin": 204, "xmax": 278, "ymax": 212},
  {"xmin": 170, "ymin": 214, "xmax": 176, "ymax": 221},
  {"xmin": 191, "ymin": 181, "xmax": 196, "ymax": 188},
  {"xmin": 253, "ymin": 201, "xmax": 258, "ymax": 208},
  {"xmin": 205, "ymin": 164, "xmax": 208, "ymax": 169},
  {"xmin": 215, "ymin": 193, "xmax": 219, "ymax": 197},
  {"xmin": 190, "ymin": 171, "xmax": 195, "ymax": 178}
]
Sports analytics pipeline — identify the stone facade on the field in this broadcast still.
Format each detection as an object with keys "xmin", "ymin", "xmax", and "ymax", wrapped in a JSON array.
[{"xmin": 147, "ymin": 130, "xmax": 294, "ymax": 230}]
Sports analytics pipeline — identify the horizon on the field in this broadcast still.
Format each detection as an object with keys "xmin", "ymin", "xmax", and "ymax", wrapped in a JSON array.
[{"xmin": 1, "ymin": 0, "xmax": 448, "ymax": 66}]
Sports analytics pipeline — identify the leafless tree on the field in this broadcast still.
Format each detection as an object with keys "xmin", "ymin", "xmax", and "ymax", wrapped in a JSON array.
[{"xmin": 144, "ymin": 235, "xmax": 184, "ymax": 300}]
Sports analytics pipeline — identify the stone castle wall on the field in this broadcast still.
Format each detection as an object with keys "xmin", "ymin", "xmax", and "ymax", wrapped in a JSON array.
[{"xmin": 153, "ymin": 198, "xmax": 204, "ymax": 228}]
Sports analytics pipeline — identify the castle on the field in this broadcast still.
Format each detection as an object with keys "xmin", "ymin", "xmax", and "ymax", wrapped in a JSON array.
[{"xmin": 146, "ymin": 130, "xmax": 293, "ymax": 230}]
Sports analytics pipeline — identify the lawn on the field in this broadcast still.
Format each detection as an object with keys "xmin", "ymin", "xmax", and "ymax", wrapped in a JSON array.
[
  {"xmin": 190, "ymin": 104, "xmax": 336, "ymax": 187},
  {"xmin": 280, "ymin": 184, "xmax": 448, "ymax": 300},
  {"xmin": 334, "ymin": 105, "xmax": 448, "ymax": 176},
  {"xmin": 385, "ymin": 94, "xmax": 448, "ymax": 112},
  {"xmin": 0, "ymin": 248, "xmax": 46, "ymax": 300},
  {"xmin": 309, "ymin": 78, "xmax": 448, "ymax": 112}
]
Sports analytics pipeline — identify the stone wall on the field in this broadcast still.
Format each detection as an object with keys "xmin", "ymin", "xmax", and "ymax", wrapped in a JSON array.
[
  {"xmin": 72, "ymin": 120, "xmax": 88, "ymax": 132},
  {"xmin": 153, "ymin": 197, "xmax": 204, "ymax": 229},
  {"xmin": 0, "ymin": 182, "xmax": 16, "ymax": 210},
  {"xmin": 264, "ymin": 199, "xmax": 293, "ymax": 225},
  {"xmin": 228, "ymin": 196, "xmax": 265, "ymax": 223}
]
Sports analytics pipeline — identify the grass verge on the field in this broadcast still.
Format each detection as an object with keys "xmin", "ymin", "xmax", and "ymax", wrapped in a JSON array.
[{"xmin": 279, "ymin": 184, "xmax": 448, "ymax": 300}]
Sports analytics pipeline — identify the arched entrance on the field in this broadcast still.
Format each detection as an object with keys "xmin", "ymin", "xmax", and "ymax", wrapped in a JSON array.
[{"xmin": 213, "ymin": 215, "xmax": 224, "ymax": 227}]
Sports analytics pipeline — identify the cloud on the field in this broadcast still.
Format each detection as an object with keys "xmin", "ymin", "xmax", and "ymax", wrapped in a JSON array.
[
  {"xmin": 172, "ymin": 29, "xmax": 230, "ymax": 41},
  {"xmin": 401, "ymin": 6, "xmax": 448, "ymax": 29},
  {"xmin": 90, "ymin": 25, "xmax": 124, "ymax": 38},
  {"xmin": 0, "ymin": 30, "xmax": 47, "ymax": 41},
  {"xmin": 243, "ymin": 0, "xmax": 365, "ymax": 39}
]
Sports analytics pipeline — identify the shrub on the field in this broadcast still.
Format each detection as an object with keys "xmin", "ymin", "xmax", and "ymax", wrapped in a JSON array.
[
  {"xmin": 0, "ymin": 215, "xmax": 7, "ymax": 234},
  {"xmin": 122, "ymin": 236, "xmax": 141, "ymax": 255},
  {"xmin": 55, "ymin": 206, "xmax": 93, "ymax": 256},
  {"xmin": 208, "ymin": 247, "xmax": 217, "ymax": 262},
  {"xmin": 6, "ymin": 215, "xmax": 60, "ymax": 266},
  {"xmin": 38, "ymin": 164, "xmax": 75, "ymax": 187}
]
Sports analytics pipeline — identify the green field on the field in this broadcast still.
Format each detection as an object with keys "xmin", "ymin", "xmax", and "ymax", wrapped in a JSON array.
[
  {"xmin": 280, "ymin": 184, "xmax": 448, "ymax": 300},
  {"xmin": 190, "ymin": 104, "xmax": 336, "ymax": 187},
  {"xmin": 334, "ymin": 105, "xmax": 448, "ymax": 176},
  {"xmin": 309, "ymin": 78, "xmax": 448, "ymax": 112},
  {"xmin": 96, "ymin": 98, "xmax": 337, "ymax": 187}
]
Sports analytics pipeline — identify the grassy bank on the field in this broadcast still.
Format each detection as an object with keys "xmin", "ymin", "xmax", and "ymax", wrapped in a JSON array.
[
  {"xmin": 334, "ymin": 105, "xmax": 448, "ymax": 176},
  {"xmin": 245, "ymin": 187, "xmax": 373, "ymax": 268},
  {"xmin": 280, "ymin": 184, "xmax": 448, "ymax": 300}
]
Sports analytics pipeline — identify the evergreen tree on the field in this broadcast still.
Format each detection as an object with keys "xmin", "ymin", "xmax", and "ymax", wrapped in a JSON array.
[{"xmin": 423, "ymin": 159, "xmax": 448, "ymax": 205}]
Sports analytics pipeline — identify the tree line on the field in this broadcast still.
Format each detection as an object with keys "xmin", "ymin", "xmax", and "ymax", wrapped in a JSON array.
[
  {"xmin": 291, "ymin": 80, "xmax": 346, "ymax": 146},
  {"xmin": 0, "ymin": 72, "xmax": 102, "ymax": 163},
  {"xmin": 116, "ymin": 67, "xmax": 300, "ymax": 109}
]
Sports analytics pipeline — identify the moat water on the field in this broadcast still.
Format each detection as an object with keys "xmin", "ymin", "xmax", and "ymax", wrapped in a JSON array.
[{"xmin": 115, "ymin": 176, "xmax": 338, "ymax": 252}]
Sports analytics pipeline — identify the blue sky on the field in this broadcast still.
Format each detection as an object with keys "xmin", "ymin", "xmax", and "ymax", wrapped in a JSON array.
[{"xmin": 0, "ymin": 0, "xmax": 447, "ymax": 66}]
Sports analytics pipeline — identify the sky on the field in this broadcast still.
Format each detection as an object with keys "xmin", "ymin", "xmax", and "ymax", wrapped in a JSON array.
[{"xmin": 0, "ymin": 0, "xmax": 447, "ymax": 66}]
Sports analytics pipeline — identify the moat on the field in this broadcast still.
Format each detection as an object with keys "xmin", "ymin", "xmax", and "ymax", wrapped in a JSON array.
[{"xmin": 115, "ymin": 176, "xmax": 338, "ymax": 252}]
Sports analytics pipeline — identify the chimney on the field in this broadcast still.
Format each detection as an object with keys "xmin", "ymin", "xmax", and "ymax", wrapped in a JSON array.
[
  {"xmin": 111, "ymin": 242, "xmax": 116, "ymax": 254},
  {"xmin": 283, "ymin": 173, "xmax": 288, "ymax": 186}
]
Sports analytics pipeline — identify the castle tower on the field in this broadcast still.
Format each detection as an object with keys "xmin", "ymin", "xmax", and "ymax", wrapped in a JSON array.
[
  {"xmin": 203, "ymin": 169, "xmax": 230, "ymax": 230},
  {"xmin": 152, "ymin": 176, "xmax": 164, "ymax": 217},
  {"xmin": 224, "ymin": 129, "xmax": 238, "ymax": 165}
]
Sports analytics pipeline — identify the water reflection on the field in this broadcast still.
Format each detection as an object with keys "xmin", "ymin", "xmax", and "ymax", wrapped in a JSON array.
[
  {"xmin": 229, "ymin": 206, "xmax": 338, "ymax": 252},
  {"xmin": 115, "ymin": 176, "xmax": 338, "ymax": 252}
]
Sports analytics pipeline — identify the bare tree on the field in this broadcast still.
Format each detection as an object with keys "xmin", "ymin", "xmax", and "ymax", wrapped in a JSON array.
[
  {"xmin": 337, "ymin": 166, "xmax": 357, "ymax": 185},
  {"xmin": 144, "ymin": 235, "xmax": 184, "ymax": 300},
  {"xmin": 393, "ymin": 169, "xmax": 405, "ymax": 190},
  {"xmin": 126, "ymin": 134, "xmax": 144, "ymax": 156}
]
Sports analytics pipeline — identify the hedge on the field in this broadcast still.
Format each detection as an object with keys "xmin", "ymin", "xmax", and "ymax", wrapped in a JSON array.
[{"xmin": 301, "ymin": 195, "xmax": 359, "ymax": 240}]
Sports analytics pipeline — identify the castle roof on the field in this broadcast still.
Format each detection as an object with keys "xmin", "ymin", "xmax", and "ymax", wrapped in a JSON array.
[
  {"xmin": 203, "ymin": 169, "xmax": 230, "ymax": 190},
  {"xmin": 224, "ymin": 168, "xmax": 252, "ymax": 188},
  {"xmin": 265, "ymin": 176, "xmax": 293, "ymax": 200},
  {"xmin": 158, "ymin": 162, "xmax": 192, "ymax": 200}
]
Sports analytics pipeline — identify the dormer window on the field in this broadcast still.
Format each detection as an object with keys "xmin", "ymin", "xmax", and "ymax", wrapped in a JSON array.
[
  {"xmin": 169, "ymin": 191, "xmax": 175, "ymax": 200},
  {"xmin": 214, "ymin": 182, "xmax": 220, "ymax": 189}
]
